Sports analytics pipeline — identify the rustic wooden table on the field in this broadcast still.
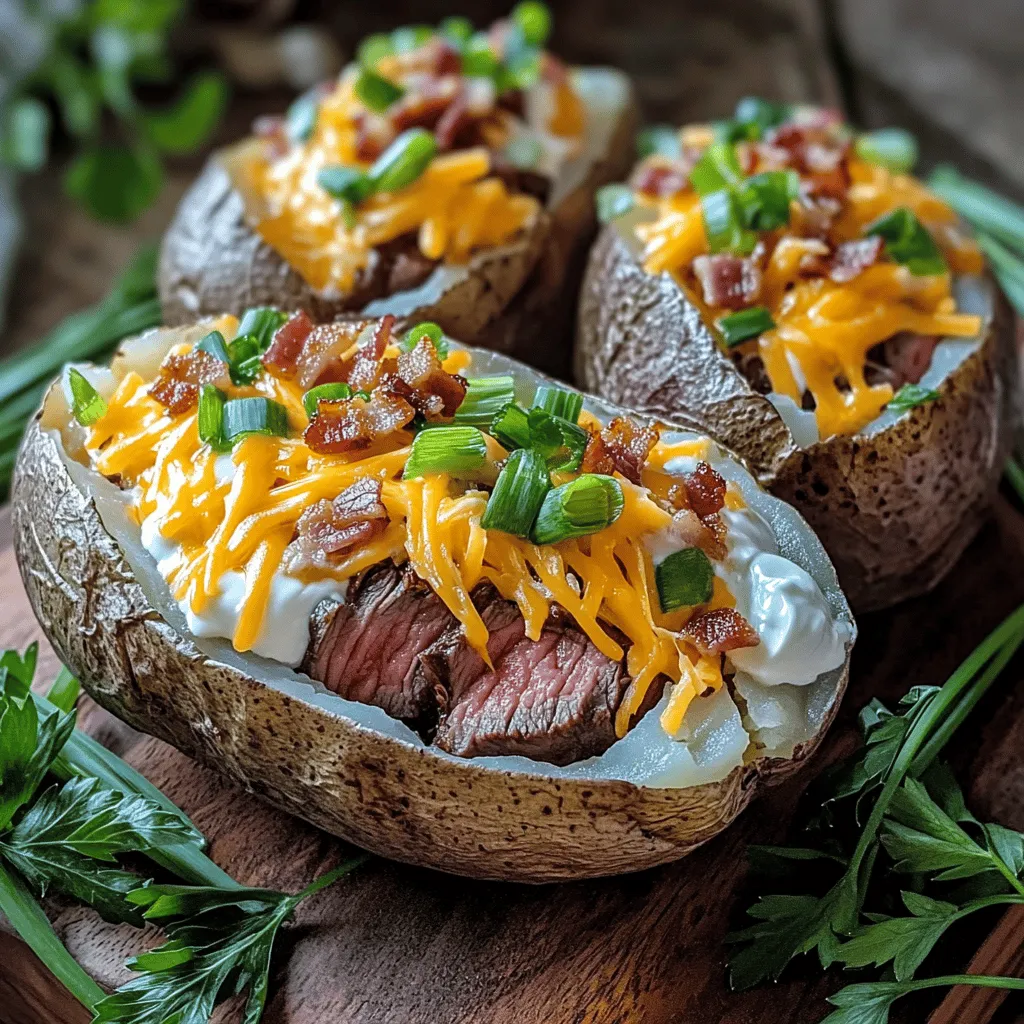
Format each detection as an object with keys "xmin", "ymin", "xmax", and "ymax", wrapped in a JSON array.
[{"xmin": 2, "ymin": 1, "xmax": 1022, "ymax": 1021}]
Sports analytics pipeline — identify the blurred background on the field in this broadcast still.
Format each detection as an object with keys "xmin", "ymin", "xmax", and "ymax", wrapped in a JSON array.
[{"xmin": 0, "ymin": 0, "xmax": 1021, "ymax": 359}]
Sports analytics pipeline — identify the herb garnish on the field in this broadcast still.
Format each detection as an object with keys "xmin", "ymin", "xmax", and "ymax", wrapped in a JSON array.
[{"xmin": 886, "ymin": 383, "xmax": 940, "ymax": 414}]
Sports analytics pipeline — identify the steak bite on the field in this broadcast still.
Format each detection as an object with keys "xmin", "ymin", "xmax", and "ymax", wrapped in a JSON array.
[{"xmin": 422, "ymin": 585, "xmax": 632, "ymax": 765}]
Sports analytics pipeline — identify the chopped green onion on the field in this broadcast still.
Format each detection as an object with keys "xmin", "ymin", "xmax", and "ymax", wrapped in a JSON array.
[
  {"xmin": 401, "ymin": 321, "xmax": 447, "ymax": 358},
  {"xmin": 481, "ymin": 448, "xmax": 551, "ymax": 537},
  {"xmin": 404, "ymin": 426, "xmax": 488, "ymax": 479},
  {"xmin": 236, "ymin": 307, "xmax": 288, "ymax": 350},
  {"xmin": 195, "ymin": 330, "xmax": 230, "ymax": 364},
  {"xmin": 700, "ymin": 189, "xmax": 756, "ymax": 255},
  {"xmin": 655, "ymin": 547, "xmax": 715, "ymax": 611},
  {"xmin": 285, "ymin": 93, "xmax": 319, "ymax": 143},
  {"xmin": 855, "ymin": 128, "xmax": 918, "ymax": 174},
  {"xmin": 596, "ymin": 183, "xmax": 634, "ymax": 224},
  {"xmin": 392, "ymin": 25, "xmax": 434, "ymax": 54},
  {"xmin": 222, "ymin": 397, "xmax": 289, "ymax": 444},
  {"xmin": 224, "ymin": 335, "xmax": 263, "ymax": 385},
  {"xmin": 66, "ymin": 368, "xmax": 107, "ymax": 426},
  {"xmin": 718, "ymin": 306, "xmax": 775, "ymax": 346},
  {"xmin": 715, "ymin": 96, "xmax": 792, "ymax": 142},
  {"xmin": 531, "ymin": 474, "xmax": 624, "ymax": 545},
  {"xmin": 502, "ymin": 136, "xmax": 543, "ymax": 170},
  {"xmin": 358, "ymin": 32, "xmax": 394, "ymax": 68},
  {"xmin": 454, "ymin": 376, "xmax": 516, "ymax": 427},
  {"xmin": 511, "ymin": 1, "xmax": 551, "ymax": 46},
  {"xmin": 491, "ymin": 402, "xmax": 532, "ymax": 450},
  {"xmin": 317, "ymin": 165, "xmax": 373, "ymax": 208},
  {"xmin": 887, "ymin": 383, "xmax": 941, "ymax": 414},
  {"xmin": 736, "ymin": 170, "xmax": 800, "ymax": 231},
  {"xmin": 499, "ymin": 48, "xmax": 542, "ymax": 92},
  {"xmin": 233, "ymin": 355, "xmax": 265, "ymax": 384},
  {"xmin": 355, "ymin": 68, "xmax": 405, "ymax": 112},
  {"xmin": 198, "ymin": 385, "xmax": 226, "ymax": 448},
  {"xmin": 553, "ymin": 418, "xmax": 589, "ymax": 472},
  {"xmin": 637, "ymin": 124, "xmax": 681, "ymax": 160},
  {"xmin": 303, "ymin": 383, "xmax": 352, "ymax": 419},
  {"xmin": 689, "ymin": 143, "xmax": 744, "ymax": 196},
  {"xmin": 439, "ymin": 16, "xmax": 473, "ymax": 46},
  {"xmin": 525, "ymin": 407, "xmax": 565, "ymax": 460},
  {"xmin": 866, "ymin": 207, "xmax": 947, "ymax": 276},
  {"xmin": 533, "ymin": 383, "xmax": 582, "ymax": 423},
  {"xmin": 369, "ymin": 128, "xmax": 438, "ymax": 194},
  {"xmin": 462, "ymin": 33, "xmax": 500, "ymax": 79}
]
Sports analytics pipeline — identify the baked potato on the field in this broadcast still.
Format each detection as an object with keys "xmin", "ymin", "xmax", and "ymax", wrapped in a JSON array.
[
  {"xmin": 13, "ymin": 310, "xmax": 853, "ymax": 881},
  {"xmin": 159, "ymin": 5, "xmax": 637, "ymax": 378},
  {"xmin": 576, "ymin": 102, "xmax": 1019, "ymax": 612}
]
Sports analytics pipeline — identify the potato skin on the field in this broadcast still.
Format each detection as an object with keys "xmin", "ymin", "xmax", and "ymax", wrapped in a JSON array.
[
  {"xmin": 576, "ymin": 223, "xmax": 1019, "ymax": 612},
  {"xmin": 12, "ymin": 392, "xmax": 847, "ymax": 883},
  {"xmin": 159, "ymin": 82, "xmax": 638, "ymax": 378}
]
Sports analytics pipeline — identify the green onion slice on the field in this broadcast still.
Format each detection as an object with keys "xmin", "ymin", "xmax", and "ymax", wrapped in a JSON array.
[
  {"xmin": 401, "ymin": 321, "xmax": 447, "ymax": 358},
  {"xmin": 637, "ymin": 124, "xmax": 681, "ymax": 160},
  {"xmin": 532, "ymin": 474, "xmax": 624, "ymax": 545},
  {"xmin": 655, "ymin": 547, "xmax": 715, "ymax": 611},
  {"xmin": 222, "ymin": 397, "xmax": 289, "ymax": 444},
  {"xmin": 392, "ymin": 25, "xmax": 434, "ymax": 53},
  {"xmin": 198, "ymin": 385, "xmax": 227, "ymax": 449},
  {"xmin": 439, "ymin": 16, "xmax": 473, "ymax": 46},
  {"xmin": 303, "ymin": 382, "xmax": 353, "ymax": 419},
  {"xmin": 481, "ymin": 448, "xmax": 551, "ymax": 537},
  {"xmin": 67, "ymin": 368, "xmax": 107, "ymax": 426},
  {"xmin": 195, "ymin": 330, "xmax": 230, "ymax": 364},
  {"xmin": 701, "ymin": 189, "xmax": 756, "ymax": 255},
  {"xmin": 855, "ymin": 128, "xmax": 918, "ymax": 174},
  {"xmin": 865, "ymin": 207, "xmax": 947, "ymax": 276},
  {"xmin": 285, "ymin": 93, "xmax": 319, "ymax": 143},
  {"xmin": 355, "ymin": 68, "xmax": 405, "ymax": 112},
  {"xmin": 718, "ymin": 306, "xmax": 775, "ymax": 346},
  {"xmin": 596, "ymin": 183, "xmax": 634, "ymax": 224},
  {"xmin": 549, "ymin": 418, "xmax": 588, "ymax": 472},
  {"xmin": 491, "ymin": 402, "xmax": 532, "ymax": 450},
  {"xmin": 236, "ymin": 307, "xmax": 288, "ymax": 350},
  {"xmin": 455, "ymin": 376, "xmax": 516, "ymax": 427},
  {"xmin": 689, "ymin": 143, "xmax": 743, "ymax": 196},
  {"xmin": 533, "ymin": 383, "xmax": 583, "ymax": 424},
  {"xmin": 369, "ymin": 128, "xmax": 437, "ymax": 194},
  {"xmin": 404, "ymin": 425, "xmax": 488, "ymax": 479},
  {"xmin": 462, "ymin": 33, "xmax": 500, "ymax": 79},
  {"xmin": 887, "ymin": 383, "xmax": 941, "ymax": 414},
  {"xmin": 317, "ymin": 165, "xmax": 373, "ymax": 207},
  {"xmin": 736, "ymin": 170, "xmax": 800, "ymax": 231},
  {"xmin": 358, "ymin": 32, "xmax": 394, "ymax": 67},
  {"xmin": 223, "ymin": 335, "xmax": 263, "ymax": 385},
  {"xmin": 512, "ymin": 1, "xmax": 551, "ymax": 46}
]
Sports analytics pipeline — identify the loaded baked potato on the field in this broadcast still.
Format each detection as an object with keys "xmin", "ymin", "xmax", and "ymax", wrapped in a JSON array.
[
  {"xmin": 160, "ymin": 4, "xmax": 637, "ymax": 377},
  {"xmin": 576, "ymin": 100, "xmax": 1018, "ymax": 612},
  {"xmin": 13, "ymin": 308, "xmax": 853, "ymax": 881}
]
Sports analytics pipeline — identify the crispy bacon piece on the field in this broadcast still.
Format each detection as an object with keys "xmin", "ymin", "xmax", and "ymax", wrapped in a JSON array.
[
  {"xmin": 304, "ymin": 392, "xmax": 415, "ymax": 454},
  {"xmin": 765, "ymin": 125, "xmax": 851, "ymax": 201},
  {"xmin": 883, "ymin": 332, "xmax": 938, "ymax": 387},
  {"xmin": 633, "ymin": 162, "xmax": 690, "ymax": 198},
  {"xmin": 391, "ymin": 78, "xmax": 460, "ymax": 133},
  {"xmin": 827, "ymin": 237, "xmax": 884, "ymax": 284},
  {"xmin": 692, "ymin": 255, "xmax": 761, "ymax": 310},
  {"xmin": 346, "ymin": 315, "xmax": 396, "ymax": 393},
  {"xmin": 395, "ymin": 338, "xmax": 467, "ymax": 419},
  {"xmin": 262, "ymin": 310, "xmax": 315, "ymax": 377},
  {"xmin": 295, "ymin": 322, "xmax": 364, "ymax": 390},
  {"xmin": 286, "ymin": 477, "xmax": 389, "ymax": 570},
  {"xmin": 580, "ymin": 416, "xmax": 658, "ymax": 485},
  {"xmin": 684, "ymin": 462, "xmax": 727, "ymax": 518},
  {"xmin": 149, "ymin": 349, "xmax": 229, "ymax": 415},
  {"xmin": 354, "ymin": 112, "xmax": 394, "ymax": 162},
  {"xmin": 686, "ymin": 608, "xmax": 759, "ymax": 655},
  {"xmin": 669, "ymin": 508, "xmax": 727, "ymax": 560},
  {"xmin": 435, "ymin": 89, "xmax": 471, "ymax": 150}
]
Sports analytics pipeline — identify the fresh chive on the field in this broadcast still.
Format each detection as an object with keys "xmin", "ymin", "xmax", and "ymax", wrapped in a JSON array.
[
  {"xmin": 232, "ymin": 354, "xmax": 265, "ymax": 386},
  {"xmin": 317, "ymin": 166, "xmax": 373, "ymax": 211},
  {"xmin": 221, "ymin": 397, "xmax": 289, "ymax": 443},
  {"xmin": 596, "ymin": 183, "xmax": 634, "ymax": 224},
  {"xmin": 454, "ymin": 376, "xmax": 516, "ymax": 427},
  {"xmin": 499, "ymin": 44, "xmax": 542, "ymax": 92},
  {"xmin": 491, "ymin": 402, "xmax": 532, "ymax": 450},
  {"xmin": 715, "ymin": 96, "xmax": 792, "ymax": 143},
  {"xmin": 655, "ymin": 547, "xmax": 715, "ymax": 611},
  {"xmin": 236, "ymin": 307, "xmax": 288, "ymax": 350},
  {"xmin": 689, "ymin": 143, "xmax": 743, "ymax": 196},
  {"xmin": 718, "ymin": 306, "xmax": 775, "ymax": 346},
  {"xmin": 533, "ymin": 383, "xmax": 583, "ymax": 424},
  {"xmin": 285, "ymin": 93, "xmax": 319, "ymax": 143},
  {"xmin": 439, "ymin": 16, "xmax": 473, "ymax": 46},
  {"xmin": 462, "ymin": 33, "xmax": 500, "ymax": 79},
  {"xmin": 887, "ymin": 383, "xmax": 940, "ymax": 414},
  {"xmin": 928, "ymin": 165, "xmax": 1024, "ymax": 255},
  {"xmin": 403, "ymin": 425, "xmax": 488, "ymax": 478},
  {"xmin": 66, "ymin": 368, "xmax": 107, "ymax": 426},
  {"xmin": 197, "ymin": 385, "xmax": 226, "ymax": 448},
  {"xmin": 524, "ymin": 407, "xmax": 565, "ymax": 461},
  {"xmin": 401, "ymin": 321, "xmax": 448, "ymax": 358},
  {"xmin": 481, "ymin": 448, "xmax": 551, "ymax": 537},
  {"xmin": 736, "ymin": 170, "xmax": 800, "ymax": 231},
  {"xmin": 855, "ymin": 128, "xmax": 918, "ymax": 174},
  {"xmin": 302, "ymin": 382, "xmax": 352, "ymax": 419},
  {"xmin": 355, "ymin": 68, "xmax": 405, "ymax": 112},
  {"xmin": 549, "ymin": 417, "xmax": 589, "ymax": 472},
  {"xmin": 531, "ymin": 474, "xmax": 624, "ymax": 545},
  {"xmin": 701, "ymin": 189, "xmax": 756, "ymax": 255},
  {"xmin": 866, "ymin": 207, "xmax": 947, "ymax": 276},
  {"xmin": 195, "ymin": 330, "xmax": 230, "ymax": 364},
  {"xmin": 45, "ymin": 667, "xmax": 80, "ymax": 715},
  {"xmin": 976, "ymin": 233, "xmax": 1024, "ymax": 316},
  {"xmin": 369, "ymin": 128, "xmax": 437, "ymax": 194},
  {"xmin": 222, "ymin": 334, "xmax": 263, "ymax": 385},
  {"xmin": 392, "ymin": 25, "xmax": 434, "ymax": 53},
  {"xmin": 358, "ymin": 32, "xmax": 394, "ymax": 67},
  {"xmin": 637, "ymin": 124, "xmax": 681, "ymax": 160},
  {"xmin": 511, "ymin": 1, "xmax": 551, "ymax": 46}
]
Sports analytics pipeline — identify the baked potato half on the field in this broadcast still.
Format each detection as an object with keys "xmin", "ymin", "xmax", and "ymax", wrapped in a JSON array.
[
  {"xmin": 577, "ymin": 104, "xmax": 1018, "ymax": 612},
  {"xmin": 159, "ymin": 7, "xmax": 637, "ymax": 377},
  {"xmin": 13, "ymin": 315, "xmax": 853, "ymax": 882}
]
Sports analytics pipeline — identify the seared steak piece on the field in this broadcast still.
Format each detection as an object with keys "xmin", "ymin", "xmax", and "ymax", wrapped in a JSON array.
[
  {"xmin": 306, "ymin": 562, "xmax": 454, "ymax": 728},
  {"xmin": 421, "ymin": 585, "xmax": 632, "ymax": 765}
]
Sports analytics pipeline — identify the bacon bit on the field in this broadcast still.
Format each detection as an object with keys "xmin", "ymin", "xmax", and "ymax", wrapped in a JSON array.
[
  {"xmin": 395, "ymin": 338, "xmax": 467, "ymax": 419},
  {"xmin": 432, "ymin": 38, "xmax": 462, "ymax": 76},
  {"xmin": 391, "ymin": 79, "xmax": 460, "ymax": 133},
  {"xmin": 252, "ymin": 115, "xmax": 288, "ymax": 159},
  {"xmin": 580, "ymin": 416, "xmax": 659, "ymax": 485},
  {"xmin": 295, "ymin": 322, "xmax": 363, "ymax": 390},
  {"xmin": 346, "ymin": 315, "xmax": 395, "ymax": 393},
  {"xmin": 686, "ymin": 608, "xmax": 759, "ymax": 654},
  {"xmin": 304, "ymin": 392, "xmax": 415, "ymax": 454},
  {"xmin": 354, "ymin": 111, "xmax": 394, "ymax": 162},
  {"xmin": 286, "ymin": 477, "xmax": 389, "ymax": 570},
  {"xmin": 149, "ymin": 349, "xmax": 230, "ymax": 415},
  {"xmin": 767, "ymin": 125, "xmax": 851, "ymax": 201},
  {"xmin": 684, "ymin": 462, "xmax": 727, "ymax": 518},
  {"xmin": 262, "ymin": 310, "xmax": 314, "ymax": 377},
  {"xmin": 633, "ymin": 162, "xmax": 690, "ymax": 198},
  {"xmin": 794, "ymin": 194, "xmax": 842, "ymax": 238},
  {"xmin": 829, "ymin": 237, "xmax": 884, "ymax": 284},
  {"xmin": 669, "ymin": 508, "xmax": 727, "ymax": 560},
  {"xmin": 540, "ymin": 52, "xmax": 569, "ymax": 85},
  {"xmin": 435, "ymin": 89, "xmax": 471, "ymax": 151},
  {"xmin": 692, "ymin": 254, "xmax": 762, "ymax": 310},
  {"xmin": 496, "ymin": 89, "xmax": 525, "ymax": 116},
  {"xmin": 883, "ymin": 333, "xmax": 938, "ymax": 387}
]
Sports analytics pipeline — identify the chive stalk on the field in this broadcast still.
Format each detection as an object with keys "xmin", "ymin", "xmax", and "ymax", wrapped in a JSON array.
[
  {"xmin": 222, "ymin": 398, "xmax": 289, "ymax": 443},
  {"xmin": 718, "ymin": 307, "xmax": 775, "ymax": 346},
  {"xmin": 198, "ymin": 386, "xmax": 227, "ymax": 448},
  {"xmin": 454, "ymin": 376, "xmax": 516, "ymax": 427},
  {"xmin": 481, "ymin": 448, "xmax": 551, "ymax": 537},
  {"xmin": 403, "ymin": 426, "xmax": 488, "ymax": 478},
  {"xmin": 533, "ymin": 384, "xmax": 583, "ymax": 424},
  {"xmin": 655, "ymin": 548, "xmax": 715, "ymax": 611},
  {"xmin": 369, "ymin": 129, "xmax": 437, "ymax": 194},
  {"xmin": 531, "ymin": 474, "xmax": 624, "ymax": 545}
]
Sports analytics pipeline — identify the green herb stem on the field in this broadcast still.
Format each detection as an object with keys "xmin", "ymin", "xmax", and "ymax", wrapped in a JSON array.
[
  {"xmin": 1004, "ymin": 458, "xmax": 1024, "ymax": 506},
  {"xmin": 292, "ymin": 853, "xmax": 370, "ymax": 903}
]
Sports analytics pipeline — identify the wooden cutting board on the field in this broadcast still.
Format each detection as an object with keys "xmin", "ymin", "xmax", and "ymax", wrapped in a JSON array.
[{"xmin": 3, "ymin": 489, "xmax": 1024, "ymax": 1024}]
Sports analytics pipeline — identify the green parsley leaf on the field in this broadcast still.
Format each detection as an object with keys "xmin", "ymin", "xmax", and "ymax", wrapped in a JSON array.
[
  {"xmin": 820, "ymin": 981, "xmax": 909, "ymax": 1024},
  {"xmin": 143, "ymin": 72, "xmax": 228, "ymax": 155},
  {"xmin": 865, "ymin": 207, "xmax": 947, "ymax": 276},
  {"xmin": 886, "ymin": 383, "xmax": 940, "ymax": 414}
]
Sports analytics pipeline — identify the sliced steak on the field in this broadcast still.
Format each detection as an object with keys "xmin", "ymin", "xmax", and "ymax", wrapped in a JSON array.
[
  {"xmin": 422, "ymin": 585, "xmax": 632, "ymax": 765},
  {"xmin": 306, "ymin": 562, "xmax": 455, "ymax": 728}
]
